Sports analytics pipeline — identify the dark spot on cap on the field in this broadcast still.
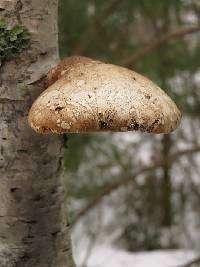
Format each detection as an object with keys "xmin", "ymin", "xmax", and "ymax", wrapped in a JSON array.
[
  {"xmin": 99, "ymin": 120, "xmax": 108, "ymax": 129},
  {"xmin": 146, "ymin": 119, "xmax": 160, "ymax": 132},
  {"xmin": 145, "ymin": 94, "xmax": 151, "ymax": 99},
  {"xmin": 139, "ymin": 124, "xmax": 147, "ymax": 132},
  {"xmin": 55, "ymin": 107, "xmax": 63, "ymax": 111},
  {"xmin": 152, "ymin": 119, "xmax": 159, "ymax": 125},
  {"xmin": 128, "ymin": 120, "xmax": 140, "ymax": 131},
  {"xmin": 41, "ymin": 126, "xmax": 48, "ymax": 132}
]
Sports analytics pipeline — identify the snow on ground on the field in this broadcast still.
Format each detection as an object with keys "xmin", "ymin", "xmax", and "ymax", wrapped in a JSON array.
[
  {"xmin": 75, "ymin": 245, "xmax": 196, "ymax": 267},
  {"xmin": 72, "ymin": 204, "xmax": 197, "ymax": 267}
]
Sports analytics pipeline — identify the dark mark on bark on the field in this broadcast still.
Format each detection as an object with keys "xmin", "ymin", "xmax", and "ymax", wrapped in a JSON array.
[
  {"xmin": 62, "ymin": 247, "xmax": 70, "ymax": 252},
  {"xmin": 20, "ymin": 220, "xmax": 37, "ymax": 224},
  {"xmin": 50, "ymin": 187, "xmax": 57, "ymax": 194},
  {"xmin": 51, "ymin": 230, "xmax": 60, "ymax": 236},
  {"xmin": 10, "ymin": 188, "xmax": 19, "ymax": 193},
  {"xmin": 32, "ymin": 194, "xmax": 43, "ymax": 202},
  {"xmin": 17, "ymin": 149, "xmax": 28, "ymax": 153}
]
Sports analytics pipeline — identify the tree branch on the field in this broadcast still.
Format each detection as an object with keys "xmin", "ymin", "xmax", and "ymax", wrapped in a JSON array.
[
  {"xmin": 121, "ymin": 25, "xmax": 200, "ymax": 67},
  {"xmin": 73, "ymin": 146, "xmax": 200, "ymax": 225},
  {"xmin": 73, "ymin": 0, "xmax": 122, "ymax": 54}
]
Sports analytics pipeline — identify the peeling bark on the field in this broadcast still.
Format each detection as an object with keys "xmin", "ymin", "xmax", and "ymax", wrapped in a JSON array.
[{"xmin": 0, "ymin": 1, "xmax": 74, "ymax": 266}]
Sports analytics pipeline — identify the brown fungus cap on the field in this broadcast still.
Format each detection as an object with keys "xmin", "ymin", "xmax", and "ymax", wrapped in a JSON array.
[{"xmin": 28, "ymin": 56, "xmax": 181, "ymax": 134}]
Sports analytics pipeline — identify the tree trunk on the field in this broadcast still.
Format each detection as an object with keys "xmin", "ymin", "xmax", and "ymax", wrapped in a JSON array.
[
  {"xmin": 161, "ymin": 134, "xmax": 172, "ymax": 227},
  {"xmin": 0, "ymin": 1, "xmax": 75, "ymax": 266}
]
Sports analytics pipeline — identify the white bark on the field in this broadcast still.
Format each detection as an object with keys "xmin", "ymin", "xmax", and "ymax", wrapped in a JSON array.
[{"xmin": 0, "ymin": 0, "xmax": 75, "ymax": 266}]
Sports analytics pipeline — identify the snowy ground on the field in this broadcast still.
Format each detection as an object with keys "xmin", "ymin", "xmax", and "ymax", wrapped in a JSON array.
[
  {"xmin": 72, "ymin": 201, "xmax": 197, "ymax": 267},
  {"xmin": 75, "ymin": 245, "xmax": 196, "ymax": 267}
]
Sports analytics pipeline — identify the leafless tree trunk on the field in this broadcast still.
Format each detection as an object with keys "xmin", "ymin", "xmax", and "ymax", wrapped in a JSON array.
[
  {"xmin": 160, "ymin": 134, "xmax": 172, "ymax": 227},
  {"xmin": 0, "ymin": 0, "xmax": 74, "ymax": 266}
]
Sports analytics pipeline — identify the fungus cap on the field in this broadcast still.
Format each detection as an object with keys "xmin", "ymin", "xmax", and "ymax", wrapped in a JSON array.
[{"xmin": 28, "ymin": 56, "xmax": 181, "ymax": 134}]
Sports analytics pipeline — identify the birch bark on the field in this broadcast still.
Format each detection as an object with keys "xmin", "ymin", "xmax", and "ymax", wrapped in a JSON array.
[{"xmin": 0, "ymin": 0, "xmax": 74, "ymax": 266}]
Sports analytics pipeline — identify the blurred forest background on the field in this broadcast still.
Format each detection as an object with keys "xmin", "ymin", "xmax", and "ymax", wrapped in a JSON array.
[{"xmin": 58, "ymin": 0, "xmax": 200, "ymax": 262}]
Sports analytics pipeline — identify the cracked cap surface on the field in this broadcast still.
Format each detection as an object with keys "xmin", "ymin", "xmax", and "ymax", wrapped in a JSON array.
[{"xmin": 28, "ymin": 56, "xmax": 181, "ymax": 134}]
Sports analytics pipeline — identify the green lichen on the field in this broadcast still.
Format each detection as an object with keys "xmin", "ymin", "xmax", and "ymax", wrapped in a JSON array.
[{"xmin": 0, "ymin": 20, "xmax": 31, "ymax": 65}]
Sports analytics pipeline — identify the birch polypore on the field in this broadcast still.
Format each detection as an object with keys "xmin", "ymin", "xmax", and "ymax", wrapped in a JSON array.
[{"xmin": 28, "ymin": 56, "xmax": 181, "ymax": 134}]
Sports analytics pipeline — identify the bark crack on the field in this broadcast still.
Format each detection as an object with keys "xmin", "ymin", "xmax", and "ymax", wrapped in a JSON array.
[{"xmin": 15, "ymin": 0, "xmax": 23, "ymax": 24}]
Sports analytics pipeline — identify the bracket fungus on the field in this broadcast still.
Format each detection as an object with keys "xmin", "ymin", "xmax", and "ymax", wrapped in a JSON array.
[{"xmin": 28, "ymin": 56, "xmax": 181, "ymax": 134}]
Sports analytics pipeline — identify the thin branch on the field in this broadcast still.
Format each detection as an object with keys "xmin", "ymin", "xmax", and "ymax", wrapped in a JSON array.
[
  {"xmin": 80, "ymin": 207, "xmax": 103, "ymax": 267},
  {"xmin": 97, "ymin": 0, "xmax": 122, "ymax": 22},
  {"xmin": 186, "ymin": 156, "xmax": 200, "ymax": 200},
  {"xmin": 121, "ymin": 25, "xmax": 200, "ymax": 67},
  {"xmin": 73, "ymin": 146, "xmax": 200, "ymax": 225},
  {"xmin": 73, "ymin": 0, "xmax": 122, "ymax": 54},
  {"xmin": 0, "ymin": 98, "xmax": 24, "ymax": 104}
]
